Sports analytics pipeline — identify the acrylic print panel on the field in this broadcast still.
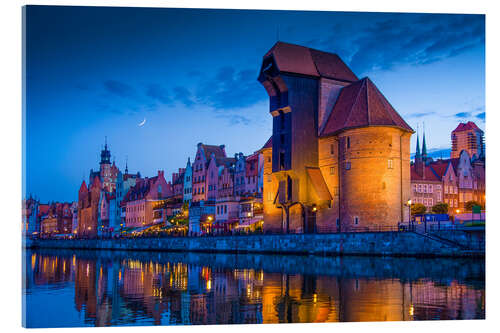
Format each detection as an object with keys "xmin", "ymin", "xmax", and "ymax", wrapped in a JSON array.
[{"xmin": 22, "ymin": 5, "xmax": 485, "ymax": 328}]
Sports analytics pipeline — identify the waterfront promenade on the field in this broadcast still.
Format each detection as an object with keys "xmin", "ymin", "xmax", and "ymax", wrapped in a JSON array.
[{"xmin": 27, "ymin": 230, "xmax": 484, "ymax": 258}]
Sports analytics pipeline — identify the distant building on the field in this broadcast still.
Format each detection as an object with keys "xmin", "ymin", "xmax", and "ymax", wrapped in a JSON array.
[
  {"xmin": 234, "ymin": 153, "xmax": 246, "ymax": 196},
  {"xmin": 215, "ymin": 197, "xmax": 240, "ymax": 233},
  {"xmin": 122, "ymin": 171, "xmax": 171, "ymax": 228},
  {"xmin": 258, "ymin": 42, "xmax": 413, "ymax": 233},
  {"xmin": 188, "ymin": 200, "xmax": 215, "ymax": 236},
  {"xmin": 410, "ymin": 125, "xmax": 485, "ymax": 214},
  {"xmin": 451, "ymin": 121, "xmax": 485, "ymax": 159},
  {"xmin": 244, "ymin": 153, "xmax": 260, "ymax": 195},
  {"xmin": 237, "ymin": 196, "xmax": 264, "ymax": 232},
  {"xmin": 77, "ymin": 176, "xmax": 101, "ymax": 237},
  {"xmin": 192, "ymin": 143, "xmax": 226, "ymax": 203},
  {"xmin": 183, "ymin": 158, "xmax": 193, "ymax": 204},
  {"xmin": 172, "ymin": 168, "xmax": 185, "ymax": 201},
  {"xmin": 40, "ymin": 202, "xmax": 74, "ymax": 235},
  {"xmin": 217, "ymin": 158, "xmax": 236, "ymax": 200},
  {"xmin": 116, "ymin": 165, "xmax": 141, "ymax": 229},
  {"xmin": 22, "ymin": 196, "xmax": 39, "ymax": 235},
  {"xmin": 98, "ymin": 192, "xmax": 116, "ymax": 236}
]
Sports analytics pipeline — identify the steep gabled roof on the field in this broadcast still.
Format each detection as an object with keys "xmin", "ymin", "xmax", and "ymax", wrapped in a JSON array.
[
  {"xmin": 450, "ymin": 158, "xmax": 460, "ymax": 171},
  {"xmin": 201, "ymin": 144, "xmax": 226, "ymax": 161},
  {"xmin": 410, "ymin": 164, "xmax": 441, "ymax": 182},
  {"xmin": 429, "ymin": 160, "xmax": 451, "ymax": 180},
  {"xmin": 263, "ymin": 42, "xmax": 358, "ymax": 82},
  {"xmin": 79, "ymin": 180, "xmax": 88, "ymax": 193},
  {"xmin": 261, "ymin": 136, "xmax": 272, "ymax": 150},
  {"xmin": 320, "ymin": 77, "xmax": 414, "ymax": 137}
]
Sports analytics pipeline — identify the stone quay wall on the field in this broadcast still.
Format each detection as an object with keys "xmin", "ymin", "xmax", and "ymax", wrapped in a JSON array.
[{"xmin": 27, "ymin": 231, "xmax": 484, "ymax": 258}]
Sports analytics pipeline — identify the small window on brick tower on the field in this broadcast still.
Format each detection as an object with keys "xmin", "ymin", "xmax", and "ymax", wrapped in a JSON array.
[
  {"xmin": 279, "ymin": 152, "xmax": 285, "ymax": 170},
  {"xmin": 347, "ymin": 137, "xmax": 351, "ymax": 149},
  {"xmin": 330, "ymin": 166, "xmax": 335, "ymax": 175},
  {"xmin": 354, "ymin": 216, "xmax": 359, "ymax": 225},
  {"xmin": 388, "ymin": 159, "xmax": 393, "ymax": 169},
  {"xmin": 330, "ymin": 144, "xmax": 335, "ymax": 155}
]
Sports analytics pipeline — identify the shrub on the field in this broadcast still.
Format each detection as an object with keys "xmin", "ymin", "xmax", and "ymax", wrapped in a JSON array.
[
  {"xmin": 431, "ymin": 202, "xmax": 449, "ymax": 214},
  {"xmin": 411, "ymin": 203, "xmax": 427, "ymax": 215}
]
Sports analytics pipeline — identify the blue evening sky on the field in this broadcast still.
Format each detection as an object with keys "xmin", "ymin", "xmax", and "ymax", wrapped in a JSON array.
[{"xmin": 24, "ymin": 6, "xmax": 485, "ymax": 202}]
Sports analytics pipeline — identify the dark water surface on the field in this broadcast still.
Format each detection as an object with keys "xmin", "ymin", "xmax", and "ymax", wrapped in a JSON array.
[{"xmin": 23, "ymin": 249, "xmax": 485, "ymax": 327}]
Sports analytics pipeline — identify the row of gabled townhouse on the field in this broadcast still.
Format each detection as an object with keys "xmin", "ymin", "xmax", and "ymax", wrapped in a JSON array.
[
  {"xmin": 410, "ymin": 123, "xmax": 485, "ymax": 215},
  {"xmin": 23, "ymin": 196, "xmax": 77, "ymax": 236}
]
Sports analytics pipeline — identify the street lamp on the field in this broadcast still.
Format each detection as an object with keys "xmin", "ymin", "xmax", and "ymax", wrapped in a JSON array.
[{"xmin": 407, "ymin": 199, "xmax": 412, "ymax": 230}]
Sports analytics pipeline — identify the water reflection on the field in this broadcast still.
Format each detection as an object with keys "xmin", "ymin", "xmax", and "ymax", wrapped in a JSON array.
[{"xmin": 23, "ymin": 250, "xmax": 485, "ymax": 327}]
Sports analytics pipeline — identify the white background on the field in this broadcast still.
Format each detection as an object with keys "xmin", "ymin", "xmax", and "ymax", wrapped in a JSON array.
[{"xmin": 0, "ymin": 0, "xmax": 498, "ymax": 332}]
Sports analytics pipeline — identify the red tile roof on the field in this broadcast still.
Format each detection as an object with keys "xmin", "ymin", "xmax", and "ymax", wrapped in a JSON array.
[
  {"xmin": 428, "ymin": 160, "xmax": 451, "ymax": 179},
  {"xmin": 410, "ymin": 164, "xmax": 441, "ymax": 182},
  {"xmin": 264, "ymin": 42, "xmax": 358, "ymax": 82},
  {"xmin": 452, "ymin": 121, "xmax": 483, "ymax": 133},
  {"xmin": 201, "ymin": 144, "xmax": 226, "ymax": 160},
  {"xmin": 320, "ymin": 78, "xmax": 414, "ymax": 137},
  {"xmin": 261, "ymin": 136, "xmax": 272, "ymax": 150},
  {"xmin": 79, "ymin": 180, "xmax": 88, "ymax": 193}
]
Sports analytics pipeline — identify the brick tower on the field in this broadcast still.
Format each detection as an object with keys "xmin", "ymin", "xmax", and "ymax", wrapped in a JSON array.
[{"xmin": 258, "ymin": 42, "xmax": 413, "ymax": 233}]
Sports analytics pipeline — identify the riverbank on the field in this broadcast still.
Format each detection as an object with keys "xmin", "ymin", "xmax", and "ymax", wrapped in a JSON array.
[{"xmin": 26, "ymin": 231, "xmax": 484, "ymax": 258}]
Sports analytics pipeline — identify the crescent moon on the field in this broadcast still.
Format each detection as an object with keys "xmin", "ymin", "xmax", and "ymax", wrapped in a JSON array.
[{"xmin": 138, "ymin": 118, "xmax": 146, "ymax": 127}]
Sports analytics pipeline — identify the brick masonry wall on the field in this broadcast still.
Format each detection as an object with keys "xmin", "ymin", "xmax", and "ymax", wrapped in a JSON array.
[{"xmin": 27, "ymin": 231, "xmax": 483, "ymax": 258}]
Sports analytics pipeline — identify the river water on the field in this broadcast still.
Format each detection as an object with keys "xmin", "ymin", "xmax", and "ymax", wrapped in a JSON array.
[{"xmin": 23, "ymin": 249, "xmax": 485, "ymax": 327}]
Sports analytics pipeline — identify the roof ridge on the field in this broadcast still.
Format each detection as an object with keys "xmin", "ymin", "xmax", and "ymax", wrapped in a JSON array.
[
  {"xmin": 365, "ymin": 78, "xmax": 371, "ymax": 124},
  {"xmin": 344, "ymin": 79, "xmax": 366, "ymax": 128}
]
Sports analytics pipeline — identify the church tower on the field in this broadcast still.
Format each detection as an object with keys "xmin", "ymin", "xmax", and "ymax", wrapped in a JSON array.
[{"xmin": 99, "ymin": 137, "xmax": 117, "ymax": 192}]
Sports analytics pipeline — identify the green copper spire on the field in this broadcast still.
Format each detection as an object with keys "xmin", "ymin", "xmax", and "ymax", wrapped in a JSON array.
[{"xmin": 422, "ymin": 124, "xmax": 428, "ymax": 160}]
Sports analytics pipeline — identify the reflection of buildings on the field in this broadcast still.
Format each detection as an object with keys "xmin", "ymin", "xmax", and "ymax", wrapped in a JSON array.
[{"xmin": 25, "ymin": 252, "xmax": 485, "ymax": 326}]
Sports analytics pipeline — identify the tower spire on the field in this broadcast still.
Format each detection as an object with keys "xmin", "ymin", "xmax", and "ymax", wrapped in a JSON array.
[
  {"xmin": 422, "ymin": 122, "xmax": 428, "ymax": 161},
  {"xmin": 125, "ymin": 156, "xmax": 129, "ymax": 174},
  {"xmin": 415, "ymin": 123, "xmax": 421, "ymax": 160}
]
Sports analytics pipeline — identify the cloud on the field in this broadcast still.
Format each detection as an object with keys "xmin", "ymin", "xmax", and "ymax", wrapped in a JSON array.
[
  {"xmin": 228, "ymin": 115, "xmax": 251, "ymax": 125},
  {"xmin": 194, "ymin": 66, "xmax": 265, "ymax": 110},
  {"xmin": 103, "ymin": 80, "xmax": 136, "ymax": 98},
  {"xmin": 312, "ymin": 13, "xmax": 484, "ymax": 75},
  {"xmin": 454, "ymin": 112, "xmax": 471, "ymax": 118},
  {"xmin": 407, "ymin": 111, "xmax": 436, "ymax": 118},
  {"xmin": 476, "ymin": 112, "xmax": 485, "ymax": 121},
  {"xmin": 146, "ymin": 84, "xmax": 172, "ymax": 105},
  {"xmin": 214, "ymin": 113, "xmax": 253, "ymax": 126},
  {"xmin": 173, "ymin": 86, "xmax": 195, "ymax": 107}
]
